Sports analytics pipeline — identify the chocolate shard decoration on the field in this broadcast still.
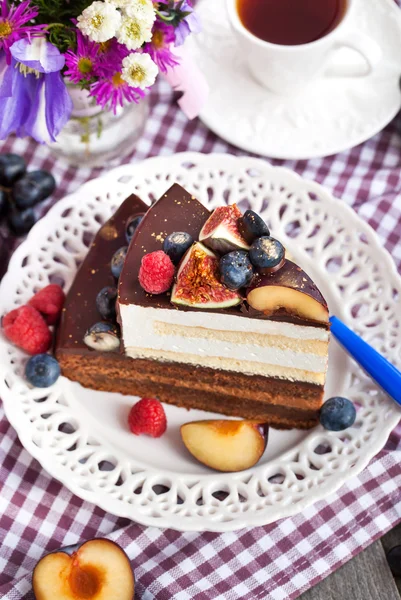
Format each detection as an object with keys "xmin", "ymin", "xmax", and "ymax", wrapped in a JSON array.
[
  {"xmin": 118, "ymin": 183, "xmax": 210, "ymax": 309},
  {"xmin": 56, "ymin": 193, "xmax": 148, "ymax": 355}
]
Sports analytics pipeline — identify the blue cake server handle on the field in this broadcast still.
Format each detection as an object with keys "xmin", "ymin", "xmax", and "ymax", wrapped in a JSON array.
[{"xmin": 329, "ymin": 316, "xmax": 401, "ymax": 406}]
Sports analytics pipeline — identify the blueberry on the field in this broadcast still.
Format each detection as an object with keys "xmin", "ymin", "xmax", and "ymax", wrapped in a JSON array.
[
  {"xmin": 83, "ymin": 322, "xmax": 120, "ymax": 351},
  {"xmin": 25, "ymin": 354, "xmax": 60, "ymax": 388},
  {"xmin": 0, "ymin": 189, "xmax": 9, "ymax": 218},
  {"xmin": 239, "ymin": 210, "xmax": 270, "ymax": 244},
  {"xmin": 249, "ymin": 236, "xmax": 285, "ymax": 270},
  {"xmin": 12, "ymin": 170, "xmax": 56, "ymax": 209},
  {"xmin": 386, "ymin": 546, "xmax": 401, "ymax": 577},
  {"xmin": 220, "ymin": 250, "xmax": 254, "ymax": 290},
  {"xmin": 126, "ymin": 214, "xmax": 144, "ymax": 243},
  {"xmin": 7, "ymin": 208, "xmax": 37, "ymax": 236},
  {"xmin": 96, "ymin": 286, "xmax": 117, "ymax": 320},
  {"xmin": 163, "ymin": 231, "xmax": 193, "ymax": 265},
  {"xmin": 111, "ymin": 246, "xmax": 128, "ymax": 279},
  {"xmin": 319, "ymin": 397, "xmax": 356, "ymax": 431},
  {"xmin": 0, "ymin": 153, "xmax": 26, "ymax": 187}
]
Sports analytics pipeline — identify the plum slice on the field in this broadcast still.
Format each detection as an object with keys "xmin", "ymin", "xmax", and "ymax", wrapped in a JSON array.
[
  {"xmin": 247, "ymin": 260, "xmax": 329, "ymax": 323},
  {"xmin": 181, "ymin": 420, "xmax": 268, "ymax": 472}
]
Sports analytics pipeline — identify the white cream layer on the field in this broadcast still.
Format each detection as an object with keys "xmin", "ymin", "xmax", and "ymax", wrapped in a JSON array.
[{"xmin": 120, "ymin": 304, "xmax": 329, "ymax": 383}]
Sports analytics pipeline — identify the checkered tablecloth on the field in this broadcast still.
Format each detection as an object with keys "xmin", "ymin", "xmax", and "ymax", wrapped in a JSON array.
[{"xmin": 1, "ymin": 75, "xmax": 401, "ymax": 600}]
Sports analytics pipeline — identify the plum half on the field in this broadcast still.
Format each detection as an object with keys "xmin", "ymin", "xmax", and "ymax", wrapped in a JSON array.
[
  {"xmin": 180, "ymin": 420, "xmax": 269, "ymax": 472},
  {"xmin": 247, "ymin": 260, "xmax": 329, "ymax": 323},
  {"xmin": 32, "ymin": 539, "xmax": 134, "ymax": 600}
]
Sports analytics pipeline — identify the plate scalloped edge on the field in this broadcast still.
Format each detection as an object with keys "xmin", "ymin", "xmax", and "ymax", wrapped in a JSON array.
[{"xmin": 0, "ymin": 152, "xmax": 400, "ymax": 532}]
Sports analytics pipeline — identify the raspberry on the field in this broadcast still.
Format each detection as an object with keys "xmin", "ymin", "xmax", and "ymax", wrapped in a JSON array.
[
  {"xmin": 138, "ymin": 250, "xmax": 175, "ymax": 294},
  {"xmin": 28, "ymin": 284, "xmax": 65, "ymax": 325},
  {"xmin": 128, "ymin": 398, "xmax": 167, "ymax": 438},
  {"xmin": 2, "ymin": 305, "xmax": 52, "ymax": 355}
]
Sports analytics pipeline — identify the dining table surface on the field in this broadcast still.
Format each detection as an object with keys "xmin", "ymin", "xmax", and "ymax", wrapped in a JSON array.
[{"xmin": 1, "ymin": 60, "xmax": 401, "ymax": 600}]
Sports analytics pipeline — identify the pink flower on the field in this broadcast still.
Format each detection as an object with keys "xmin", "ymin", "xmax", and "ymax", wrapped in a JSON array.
[
  {"xmin": 64, "ymin": 32, "xmax": 100, "ymax": 84},
  {"xmin": 143, "ymin": 22, "xmax": 178, "ymax": 73},
  {"xmin": 0, "ymin": 0, "xmax": 46, "ymax": 63},
  {"xmin": 89, "ymin": 71, "xmax": 145, "ymax": 114}
]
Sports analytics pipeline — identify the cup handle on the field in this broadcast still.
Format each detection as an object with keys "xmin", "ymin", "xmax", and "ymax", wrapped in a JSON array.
[{"xmin": 324, "ymin": 31, "xmax": 381, "ymax": 78}]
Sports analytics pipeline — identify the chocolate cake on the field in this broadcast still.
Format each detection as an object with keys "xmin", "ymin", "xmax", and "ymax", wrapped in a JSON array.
[{"xmin": 56, "ymin": 184, "xmax": 330, "ymax": 429}]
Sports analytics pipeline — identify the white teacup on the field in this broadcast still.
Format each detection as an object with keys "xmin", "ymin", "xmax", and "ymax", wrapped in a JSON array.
[{"xmin": 226, "ymin": 0, "xmax": 382, "ymax": 95}]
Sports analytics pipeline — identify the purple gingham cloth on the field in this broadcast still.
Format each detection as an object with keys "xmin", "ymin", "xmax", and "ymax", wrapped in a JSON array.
[{"xmin": 1, "ymin": 76, "xmax": 401, "ymax": 600}]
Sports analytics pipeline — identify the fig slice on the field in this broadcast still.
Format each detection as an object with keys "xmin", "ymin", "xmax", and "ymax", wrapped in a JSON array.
[
  {"xmin": 171, "ymin": 242, "xmax": 241, "ymax": 309},
  {"xmin": 199, "ymin": 204, "xmax": 250, "ymax": 253},
  {"xmin": 181, "ymin": 420, "xmax": 269, "ymax": 472},
  {"xmin": 247, "ymin": 260, "xmax": 329, "ymax": 323}
]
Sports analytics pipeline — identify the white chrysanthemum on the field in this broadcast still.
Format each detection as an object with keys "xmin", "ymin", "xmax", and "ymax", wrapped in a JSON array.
[
  {"xmin": 121, "ymin": 53, "xmax": 158, "ymax": 89},
  {"xmin": 124, "ymin": 0, "xmax": 156, "ymax": 26},
  {"xmin": 77, "ymin": 1, "xmax": 122, "ymax": 42},
  {"xmin": 117, "ymin": 15, "xmax": 153, "ymax": 50}
]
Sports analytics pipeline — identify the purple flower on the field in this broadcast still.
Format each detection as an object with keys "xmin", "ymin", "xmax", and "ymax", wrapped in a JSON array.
[
  {"xmin": 65, "ymin": 32, "xmax": 100, "ymax": 84},
  {"xmin": 144, "ymin": 22, "xmax": 178, "ymax": 73},
  {"xmin": 0, "ymin": 0, "xmax": 46, "ymax": 63},
  {"xmin": 97, "ymin": 38, "xmax": 129, "ymax": 75},
  {"xmin": 173, "ymin": 1, "xmax": 201, "ymax": 46},
  {"xmin": 0, "ymin": 38, "xmax": 73, "ymax": 143},
  {"xmin": 89, "ymin": 71, "xmax": 145, "ymax": 114}
]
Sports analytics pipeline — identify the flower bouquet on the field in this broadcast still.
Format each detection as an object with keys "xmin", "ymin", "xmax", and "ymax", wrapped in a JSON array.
[{"xmin": 0, "ymin": 0, "xmax": 202, "ymax": 162}]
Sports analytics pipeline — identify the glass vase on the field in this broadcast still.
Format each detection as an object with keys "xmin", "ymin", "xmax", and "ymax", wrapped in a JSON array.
[{"xmin": 48, "ymin": 85, "xmax": 149, "ymax": 168}]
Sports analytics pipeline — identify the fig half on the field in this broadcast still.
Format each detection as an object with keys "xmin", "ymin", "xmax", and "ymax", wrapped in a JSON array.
[
  {"xmin": 171, "ymin": 242, "xmax": 241, "ymax": 309},
  {"xmin": 199, "ymin": 204, "xmax": 249, "ymax": 253}
]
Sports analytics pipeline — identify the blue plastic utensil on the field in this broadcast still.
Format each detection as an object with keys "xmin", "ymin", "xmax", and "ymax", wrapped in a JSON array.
[{"xmin": 329, "ymin": 316, "xmax": 401, "ymax": 406}]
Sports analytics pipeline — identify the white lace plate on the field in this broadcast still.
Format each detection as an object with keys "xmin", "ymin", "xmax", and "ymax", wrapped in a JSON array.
[
  {"xmin": 188, "ymin": 0, "xmax": 401, "ymax": 159},
  {"xmin": 0, "ymin": 153, "xmax": 400, "ymax": 532}
]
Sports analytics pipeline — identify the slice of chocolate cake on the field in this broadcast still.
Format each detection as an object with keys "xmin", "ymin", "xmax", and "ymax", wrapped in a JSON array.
[
  {"xmin": 117, "ymin": 184, "xmax": 330, "ymax": 429},
  {"xmin": 57, "ymin": 184, "xmax": 329, "ymax": 429}
]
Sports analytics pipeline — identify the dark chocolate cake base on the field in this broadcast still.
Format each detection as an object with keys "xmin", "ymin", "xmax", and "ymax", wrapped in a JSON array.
[{"xmin": 59, "ymin": 352, "xmax": 321, "ymax": 429}]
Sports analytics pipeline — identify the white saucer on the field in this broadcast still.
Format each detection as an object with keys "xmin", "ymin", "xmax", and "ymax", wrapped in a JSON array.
[{"xmin": 189, "ymin": 0, "xmax": 401, "ymax": 159}]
